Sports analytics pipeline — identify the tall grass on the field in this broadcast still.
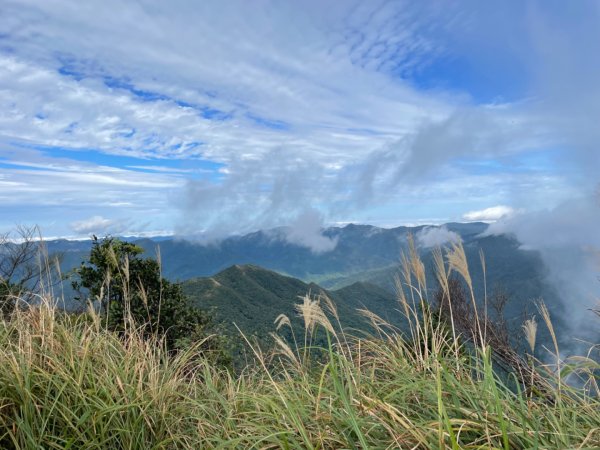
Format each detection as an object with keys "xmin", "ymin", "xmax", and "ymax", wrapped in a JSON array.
[{"xmin": 0, "ymin": 241, "xmax": 598, "ymax": 448}]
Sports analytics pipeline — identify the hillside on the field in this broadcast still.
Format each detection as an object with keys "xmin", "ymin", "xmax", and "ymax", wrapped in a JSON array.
[
  {"xmin": 320, "ymin": 234, "xmax": 562, "ymax": 322},
  {"xmin": 182, "ymin": 264, "xmax": 402, "ymax": 350},
  {"xmin": 1, "ymin": 285, "xmax": 597, "ymax": 449}
]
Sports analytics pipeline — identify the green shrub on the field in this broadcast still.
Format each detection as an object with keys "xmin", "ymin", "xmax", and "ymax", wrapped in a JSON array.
[{"xmin": 71, "ymin": 236, "xmax": 231, "ymax": 366}]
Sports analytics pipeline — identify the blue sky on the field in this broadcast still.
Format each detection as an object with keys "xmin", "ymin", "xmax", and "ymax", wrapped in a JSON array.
[{"xmin": 0, "ymin": 0, "xmax": 598, "ymax": 245}]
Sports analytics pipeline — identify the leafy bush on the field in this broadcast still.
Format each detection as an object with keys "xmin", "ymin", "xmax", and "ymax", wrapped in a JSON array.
[{"xmin": 72, "ymin": 236, "xmax": 231, "ymax": 366}]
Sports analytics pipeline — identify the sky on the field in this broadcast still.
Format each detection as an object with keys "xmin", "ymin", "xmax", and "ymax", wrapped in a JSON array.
[{"xmin": 0, "ymin": 0, "xmax": 599, "ymax": 244}]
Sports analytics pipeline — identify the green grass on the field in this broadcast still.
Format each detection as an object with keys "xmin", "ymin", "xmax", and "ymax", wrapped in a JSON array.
[
  {"xmin": 0, "ymin": 297, "xmax": 598, "ymax": 449},
  {"xmin": 0, "ymin": 240, "xmax": 598, "ymax": 449}
]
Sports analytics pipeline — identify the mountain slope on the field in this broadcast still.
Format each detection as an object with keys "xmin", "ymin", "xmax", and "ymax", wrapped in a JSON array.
[
  {"xmin": 38, "ymin": 223, "xmax": 575, "ymax": 353},
  {"xmin": 182, "ymin": 264, "xmax": 401, "ymax": 349}
]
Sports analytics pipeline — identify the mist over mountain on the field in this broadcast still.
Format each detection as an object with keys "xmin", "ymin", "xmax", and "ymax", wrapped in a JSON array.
[{"xmin": 50, "ymin": 222, "xmax": 488, "ymax": 282}]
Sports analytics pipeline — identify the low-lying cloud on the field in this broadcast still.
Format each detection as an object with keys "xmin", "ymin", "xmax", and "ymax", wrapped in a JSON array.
[
  {"xmin": 277, "ymin": 209, "xmax": 337, "ymax": 253},
  {"xmin": 417, "ymin": 226, "xmax": 461, "ymax": 248},
  {"xmin": 485, "ymin": 194, "xmax": 600, "ymax": 352},
  {"xmin": 463, "ymin": 205, "xmax": 516, "ymax": 222}
]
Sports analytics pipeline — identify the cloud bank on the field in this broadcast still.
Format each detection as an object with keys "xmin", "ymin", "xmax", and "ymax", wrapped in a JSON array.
[
  {"xmin": 485, "ymin": 195, "xmax": 600, "ymax": 349},
  {"xmin": 0, "ymin": 0, "xmax": 588, "ymax": 242}
]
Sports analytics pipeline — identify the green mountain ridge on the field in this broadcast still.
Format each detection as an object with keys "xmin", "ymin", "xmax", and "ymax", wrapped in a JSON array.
[{"xmin": 182, "ymin": 264, "xmax": 402, "ymax": 352}]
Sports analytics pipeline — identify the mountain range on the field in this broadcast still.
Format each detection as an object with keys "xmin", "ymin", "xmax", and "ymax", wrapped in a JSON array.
[
  {"xmin": 39, "ymin": 221, "xmax": 574, "ymax": 354},
  {"xmin": 48, "ymin": 222, "xmax": 561, "ymax": 322}
]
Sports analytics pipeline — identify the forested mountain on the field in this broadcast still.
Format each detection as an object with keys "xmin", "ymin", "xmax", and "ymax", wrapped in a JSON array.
[
  {"xmin": 48, "ymin": 222, "xmax": 518, "ymax": 289},
  {"xmin": 182, "ymin": 264, "xmax": 401, "ymax": 357}
]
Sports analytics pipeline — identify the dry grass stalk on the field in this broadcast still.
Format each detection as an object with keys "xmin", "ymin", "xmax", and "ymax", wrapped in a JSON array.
[
  {"xmin": 480, "ymin": 248, "xmax": 488, "ymax": 344},
  {"xmin": 407, "ymin": 234, "xmax": 427, "ymax": 295},
  {"xmin": 295, "ymin": 293, "xmax": 334, "ymax": 336},
  {"xmin": 274, "ymin": 313, "xmax": 291, "ymax": 331},
  {"xmin": 522, "ymin": 317, "xmax": 538, "ymax": 353},
  {"xmin": 269, "ymin": 332, "xmax": 300, "ymax": 368},
  {"xmin": 537, "ymin": 300, "xmax": 562, "ymax": 395},
  {"xmin": 433, "ymin": 246, "xmax": 458, "ymax": 356},
  {"xmin": 394, "ymin": 273, "xmax": 411, "ymax": 320},
  {"xmin": 446, "ymin": 241, "xmax": 472, "ymax": 292},
  {"xmin": 446, "ymin": 242, "xmax": 485, "ymax": 349}
]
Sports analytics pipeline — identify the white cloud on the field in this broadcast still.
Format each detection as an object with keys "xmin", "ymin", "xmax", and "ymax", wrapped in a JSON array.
[
  {"xmin": 0, "ymin": 141, "xmax": 183, "ymax": 207},
  {"xmin": 462, "ymin": 205, "xmax": 516, "ymax": 222},
  {"xmin": 278, "ymin": 209, "xmax": 338, "ymax": 253},
  {"xmin": 70, "ymin": 216, "xmax": 122, "ymax": 234},
  {"xmin": 485, "ymin": 197, "xmax": 600, "ymax": 251},
  {"xmin": 0, "ymin": 1, "xmax": 453, "ymax": 167},
  {"xmin": 416, "ymin": 226, "xmax": 461, "ymax": 248}
]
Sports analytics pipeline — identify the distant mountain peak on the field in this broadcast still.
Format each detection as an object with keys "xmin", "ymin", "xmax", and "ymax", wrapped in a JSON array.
[{"xmin": 342, "ymin": 223, "xmax": 375, "ymax": 229}]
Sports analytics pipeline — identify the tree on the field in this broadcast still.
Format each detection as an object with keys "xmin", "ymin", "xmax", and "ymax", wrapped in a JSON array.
[
  {"xmin": 0, "ymin": 225, "xmax": 60, "ymax": 317},
  {"xmin": 72, "ymin": 236, "xmax": 230, "ymax": 365}
]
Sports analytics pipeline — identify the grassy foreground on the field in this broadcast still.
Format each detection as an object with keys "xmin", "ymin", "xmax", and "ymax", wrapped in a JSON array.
[
  {"xmin": 0, "ymin": 239, "xmax": 598, "ymax": 449},
  {"xmin": 0, "ymin": 298, "xmax": 597, "ymax": 449}
]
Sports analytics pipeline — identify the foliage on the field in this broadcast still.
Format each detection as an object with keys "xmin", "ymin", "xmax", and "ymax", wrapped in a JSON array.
[
  {"xmin": 72, "ymin": 236, "xmax": 230, "ymax": 366},
  {"xmin": 182, "ymin": 264, "xmax": 403, "ymax": 365},
  {"xmin": 0, "ymin": 226, "xmax": 61, "ymax": 317},
  {"xmin": 0, "ymin": 286, "xmax": 597, "ymax": 448},
  {"xmin": 47, "ymin": 223, "xmax": 568, "ymax": 350}
]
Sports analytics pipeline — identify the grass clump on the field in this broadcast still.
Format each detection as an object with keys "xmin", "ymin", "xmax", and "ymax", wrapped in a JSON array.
[{"xmin": 0, "ymin": 240, "xmax": 598, "ymax": 448}]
